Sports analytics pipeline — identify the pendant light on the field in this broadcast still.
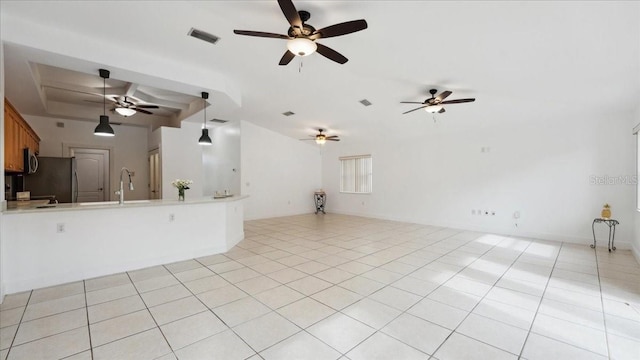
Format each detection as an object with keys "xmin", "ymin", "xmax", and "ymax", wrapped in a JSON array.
[
  {"xmin": 198, "ymin": 91, "xmax": 212, "ymax": 145},
  {"xmin": 94, "ymin": 69, "xmax": 115, "ymax": 137}
]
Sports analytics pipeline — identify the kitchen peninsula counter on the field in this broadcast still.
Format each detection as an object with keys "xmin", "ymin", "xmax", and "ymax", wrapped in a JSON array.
[
  {"xmin": 2, "ymin": 195, "xmax": 246, "ymax": 213},
  {"xmin": 1, "ymin": 196, "xmax": 247, "ymax": 294}
]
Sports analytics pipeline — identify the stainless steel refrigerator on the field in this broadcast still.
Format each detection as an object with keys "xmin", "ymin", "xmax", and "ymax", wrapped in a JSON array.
[{"xmin": 24, "ymin": 157, "xmax": 78, "ymax": 203}]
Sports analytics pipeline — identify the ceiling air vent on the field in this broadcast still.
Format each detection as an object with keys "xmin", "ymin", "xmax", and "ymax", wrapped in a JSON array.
[
  {"xmin": 359, "ymin": 99, "xmax": 372, "ymax": 106},
  {"xmin": 282, "ymin": 111, "xmax": 295, "ymax": 116},
  {"xmin": 209, "ymin": 118, "xmax": 228, "ymax": 124},
  {"xmin": 188, "ymin": 28, "xmax": 220, "ymax": 45}
]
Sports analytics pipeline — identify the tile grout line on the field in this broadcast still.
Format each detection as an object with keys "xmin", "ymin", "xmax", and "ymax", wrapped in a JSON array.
[
  {"xmin": 122, "ymin": 271, "xmax": 175, "ymax": 360},
  {"xmin": 2, "ymin": 290, "xmax": 32, "ymax": 360},
  {"xmin": 82, "ymin": 280, "xmax": 94, "ymax": 360},
  {"xmin": 594, "ymin": 248, "xmax": 612, "ymax": 359}
]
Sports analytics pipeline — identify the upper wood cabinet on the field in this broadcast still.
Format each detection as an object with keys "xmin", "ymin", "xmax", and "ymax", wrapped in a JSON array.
[{"xmin": 4, "ymin": 98, "xmax": 40, "ymax": 172}]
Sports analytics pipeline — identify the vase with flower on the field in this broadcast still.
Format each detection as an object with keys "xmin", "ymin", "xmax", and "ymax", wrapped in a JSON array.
[{"xmin": 172, "ymin": 179, "xmax": 193, "ymax": 201}]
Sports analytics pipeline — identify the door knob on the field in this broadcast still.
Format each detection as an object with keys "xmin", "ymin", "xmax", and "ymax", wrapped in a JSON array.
[{"xmin": 98, "ymin": 188, "xmax": 103, "ymax": 191}]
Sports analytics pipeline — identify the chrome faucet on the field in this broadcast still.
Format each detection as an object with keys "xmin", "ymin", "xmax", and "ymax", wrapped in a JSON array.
[{"xmin": 115, "ymin": 167, "xmax": 134, "ymax": 204}]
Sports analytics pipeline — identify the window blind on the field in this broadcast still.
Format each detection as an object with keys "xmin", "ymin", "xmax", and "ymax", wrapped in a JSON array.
[{"xmin": 340, "ymin": 155, "xmax": 372, "ymax": 193}]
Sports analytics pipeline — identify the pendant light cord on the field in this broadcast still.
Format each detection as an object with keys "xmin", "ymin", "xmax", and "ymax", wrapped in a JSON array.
[{"xmin": 103, "ymin": 76, "xmax": 106, "ymax": 116}]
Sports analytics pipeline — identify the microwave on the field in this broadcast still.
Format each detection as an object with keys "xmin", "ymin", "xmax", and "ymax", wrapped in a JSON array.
[{"xmin": 23, "ymin": 148, "xmax": 39, "ymax": 174}]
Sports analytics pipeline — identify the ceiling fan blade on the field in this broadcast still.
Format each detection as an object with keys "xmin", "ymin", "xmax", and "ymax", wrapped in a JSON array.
[
  {"xmin": 438, "ymin": 108, "xmax": 446, "ymax": 113},
  {"xmin": 134, "ymin": 105, "xmax": 159, "ymax": 109},
  {"xmin": 136, "ymin": 109, "xmax": 153, "ymax": 115},
  {"xmin": 278, "ymin": 0, "xmax": 302, "ymax": 33},
  {"xmin": 233, "ymin": 30, "xmax": 290, "ymax": 39},
  {"xmin": 327, "ymin": 138, "xmax": 340, "ymax": 141},
  {"xmin": 400, "ymin": 101, "xmax": 425, "ymax": 104},
  {"xmin": 402, "ymin": 106, "xmax": 428, "ymax": 114},
  {"xmin": 326, "ymin": 135, "xmax": 339, "ymax": 139},
  {"xmin": 299, "ymin": 139, "xmax": 315, "ymax": 141},
  {"xmin": 440, "ymin": 98, "xmax": 476, "ymax": 104},
  {"xmin": 436, "ymin": 91, "xmax": 452, "ymax": 102},
  {"xmin": 312, "ymin": 19, "xmax": 368, "ymax": 39},
  {"xmin": 279, "ymin": 50, "xmax": 296, "ymax": 65},
  {"xmin": 316, "ymin": 43, "xmax": 348, "ymax": 64}
]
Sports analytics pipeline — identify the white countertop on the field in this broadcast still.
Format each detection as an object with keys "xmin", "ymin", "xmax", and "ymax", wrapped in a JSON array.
[{"xmin": 2, "ymin": 195, "xmax": 247, "ymax": 214}]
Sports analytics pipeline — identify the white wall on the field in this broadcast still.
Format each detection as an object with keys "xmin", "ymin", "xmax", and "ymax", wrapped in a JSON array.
[
  {"xmin": 202, "ymin": 122, "xmax": 241, "ymax": 196},
  {"xmin": 25, "ymin": 116, "xmax": 150, "ymax": 201},
  {"xmin": 241, "ymin": 120, "xmax": 321, "ymax": 220},
  {"xmin": 321, "ymin": 109, "xmax": 636, "ymax": 250},
  {"xmin": 160, "ymin": 122, "xmax": 204, "ymax": 199}
]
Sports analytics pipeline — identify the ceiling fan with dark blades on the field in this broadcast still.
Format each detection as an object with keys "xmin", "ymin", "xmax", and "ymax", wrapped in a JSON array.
[
  {"xmin": 401, "ymin": 89, "xmax": 475, "ymax": 114},
  {"xmin": 233, "ymin": 0, "xmax": 367, "ymax": 65},
  {"xmin": 300, "ymin": 129, "xmax": 340, "ymax": 144},
  {"xmin": 111, "ymin": 96, "xmax": 159, "ymax": 116}
]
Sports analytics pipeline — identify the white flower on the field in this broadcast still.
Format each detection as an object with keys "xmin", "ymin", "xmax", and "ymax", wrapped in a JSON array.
[{"xmin": 172, "ymin": 179, "xmax": 193, "ymax": 190}]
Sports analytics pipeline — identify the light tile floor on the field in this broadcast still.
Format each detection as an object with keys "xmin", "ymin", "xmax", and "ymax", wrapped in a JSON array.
[{"xmin": 1, "ymin": 214, "xmax": 639, "ymax": 360}]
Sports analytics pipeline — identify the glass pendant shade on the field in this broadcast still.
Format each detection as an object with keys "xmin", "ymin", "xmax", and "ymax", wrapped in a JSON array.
[
  {"xmin": 287, "ymin": 38, "xmax": 317, "ymax": 56},
  {"xmin": 315, "ymin": 137, "xmax": 326, "ymax": 145},
  {"xmin": 115, "ymin": 107, "xmax": 136, "ymax": 117},
  {"xmin": 94, "ymin": 115, "xmax": 115, "ymax": 137}
]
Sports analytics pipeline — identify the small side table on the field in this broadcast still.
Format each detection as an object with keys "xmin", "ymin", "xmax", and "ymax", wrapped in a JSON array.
[
  {"xmin": 591, "ymin": 218, "xmax": 619, "ymax": 252},
  {"xmin": 314, "ymin": 191, "xmax": 326, "ymax": 214}
]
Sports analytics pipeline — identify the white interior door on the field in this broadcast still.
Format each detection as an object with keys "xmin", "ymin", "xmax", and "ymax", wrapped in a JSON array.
[
  {"xmin": 149, "ymin": 149, "xmax": 161, "ymax": 199},
  {"xmin": 71, "ymin": 148, "xmax": 109, "ymax": 203}
]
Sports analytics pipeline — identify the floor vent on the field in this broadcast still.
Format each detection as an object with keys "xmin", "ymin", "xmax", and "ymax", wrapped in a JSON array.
[
  {"xmin": 209, "ymin": 118, "xmax": 228, "ymax": 124},
  {"xmin": 359, "ymin": 99, "xmax": 372, "ymax": 106},
  {"xmin": 282, "ymin": 111, "xmax": 295, "ymax": 116},
  {"xmin": 188, "ymin": 28, "xmax": 220, "ymax": 45}
]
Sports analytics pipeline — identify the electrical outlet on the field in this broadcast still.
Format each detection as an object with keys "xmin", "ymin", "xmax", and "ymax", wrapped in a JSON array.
[
  {"xmin": 169, "ymin": 213, "xmax": 175, "ymax": 222},
  {"xmin": 56, "ymin": 223, "xmax": 65, "ymax": 233}
]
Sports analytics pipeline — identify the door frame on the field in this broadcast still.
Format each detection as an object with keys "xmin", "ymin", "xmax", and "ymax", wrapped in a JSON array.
[
  {"xmin": 148, "ymin": 148, "xmax": 161, "ymax": 199},
  {"xmin": 63, "ymin": 143, "xmax": 113, "ymax": 200}
]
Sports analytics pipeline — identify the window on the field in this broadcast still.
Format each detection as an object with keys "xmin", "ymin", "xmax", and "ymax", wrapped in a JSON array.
[{"xmin": 340, "ymin": 155, "xmax": 372, "ymax": 193}]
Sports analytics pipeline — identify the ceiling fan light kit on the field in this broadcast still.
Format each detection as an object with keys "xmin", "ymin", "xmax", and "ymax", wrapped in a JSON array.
[
  {"xmin": 94, "ymin": 69, "xmax": 115, "ymax": 137},
  {"xmin": 115, "ymin": 107, "xmax": 137, "ymax": 117},
  {"xmin": 287, "ymin": 38, "xmax": 317, "ymax": 56},
  {"xmin": 233, "ymin": 0, "xmax": 367, "ymax": 66},
  {"xmin": 300, "ymin": 129, "xmax": 340, "ymax": 145},
  {"xmin": 401, "ymin": 88, "xmax": 475, "ymax": 115},
  {"xmin": 198, "ymin": 91, "xmax": 212, "ymax": 146}
]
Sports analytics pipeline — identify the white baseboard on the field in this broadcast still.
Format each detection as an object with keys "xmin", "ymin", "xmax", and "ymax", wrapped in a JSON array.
[{"xmin": 329, "ymin": 209, "xmax": 632, "ymax": 250}]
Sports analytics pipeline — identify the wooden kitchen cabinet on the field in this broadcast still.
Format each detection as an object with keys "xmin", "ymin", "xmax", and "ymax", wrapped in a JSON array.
[{"xmin": 4, "ymin": 98, "xmax": 40, "ymax": 172}]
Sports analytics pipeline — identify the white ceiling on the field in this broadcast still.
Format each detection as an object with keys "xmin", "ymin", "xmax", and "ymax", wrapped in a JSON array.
[{"xmin": 1, "ymin": 1, "xmax": 639, "ymax": 140}]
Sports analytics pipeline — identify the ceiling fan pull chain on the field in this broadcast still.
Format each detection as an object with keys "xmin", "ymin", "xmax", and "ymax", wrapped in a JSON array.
[{"xmin": 299, "ymin": 58, "xmax": 303, "ymax": 73}]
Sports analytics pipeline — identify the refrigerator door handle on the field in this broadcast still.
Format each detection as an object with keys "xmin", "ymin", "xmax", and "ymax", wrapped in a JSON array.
[{"xmin": 74, "ymin": 170, "xmax": 79, "ymax": 203}]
